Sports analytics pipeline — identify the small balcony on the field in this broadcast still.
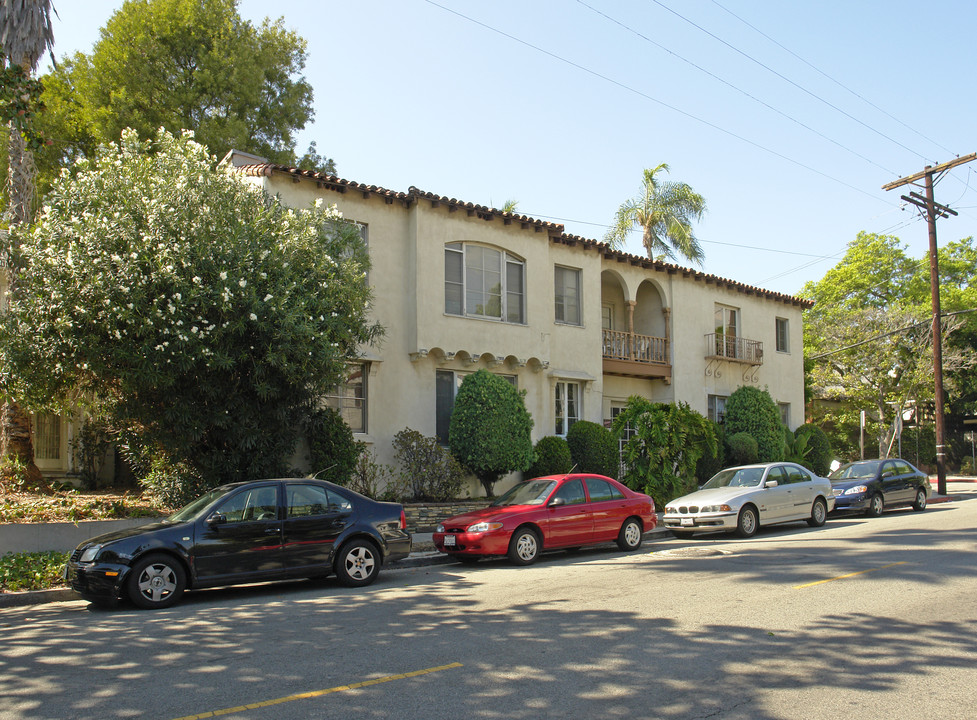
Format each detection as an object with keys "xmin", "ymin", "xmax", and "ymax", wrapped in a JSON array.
[
  {"xmin": 602, "ymin": 329, "xmax": 671, "ymax": 379},
  {"xmin": 705, "ymin": 333, "xmax": 763, "ymax": 365}
]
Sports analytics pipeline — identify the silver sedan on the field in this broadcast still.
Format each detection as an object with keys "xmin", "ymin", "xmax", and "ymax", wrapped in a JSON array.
[{"xmin": 663, "ymin": 463, "xmax": 836, "ymax": 539}]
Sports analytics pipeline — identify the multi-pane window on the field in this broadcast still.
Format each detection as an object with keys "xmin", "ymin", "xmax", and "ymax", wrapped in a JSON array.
[
  {"xmin": 611, "ymin": 406, "xmax": 635, "ymax": 479},
  {"xmin": 778, "ymin": 402, "xmax": 790, "ymax": 427},
  {"xmin": 708, "ymin": 394, "xmax": 728, "ymax": 424},
  {"xmin": 775, "ymin": 317, "xmax": 790, "ymax": 353},
  {"xmin": 554, "ymin": 266, "xmax": 582, "ymax": 325},
  {"xmin": 34, "ymin": 413, "xmax": 61, "ymax": 460},
  {"xmin": 324, "ymin": 363, "xmax": 367, "ymax": 433},
  {"xmin": 555, "ymin": 381, "xmax": 580, "ymax": 437},
  {"xmin": 436, "ymin": 370, "xmax": 517, "ymax": 444},
  {"xmin": 444, "ymin": 243, "xmax": 525, "ymax": 323}
]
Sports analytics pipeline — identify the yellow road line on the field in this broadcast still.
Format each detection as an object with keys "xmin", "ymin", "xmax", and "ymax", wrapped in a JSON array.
[
  {"xmin": 793, "ymin": 561, "xmax": 909, "ymax": 589},
  {"xmin": 171, "ymin": 662, "xmax": 463, "ymax": 720}
]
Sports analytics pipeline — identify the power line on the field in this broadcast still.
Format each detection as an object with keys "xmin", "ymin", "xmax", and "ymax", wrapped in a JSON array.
[
  {"xmin": 575, "ymin": 1, "xmax": 894, "ymax": 174},
  {"xmin": 808, "ymin": 309, "xmax": 977, "ymax": 360}
]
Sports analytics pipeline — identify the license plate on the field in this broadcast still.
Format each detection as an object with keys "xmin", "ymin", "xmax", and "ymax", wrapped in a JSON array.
[
  {"xmin": 680, "ymin": 518, "xmax": 694, "ymax": 527},
  {"xmin": 444, "ymin": 535, "xmax": 456, "ymax": 546}
]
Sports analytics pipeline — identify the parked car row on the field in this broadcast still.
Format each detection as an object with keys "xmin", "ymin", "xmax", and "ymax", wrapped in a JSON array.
[
  {"xmin": 662, "ymin": 459, "xmax": 930, "ymax": 539},
  {"xmin": 65, "ymin": 459, "xmax": 930, "ymax": 609}
]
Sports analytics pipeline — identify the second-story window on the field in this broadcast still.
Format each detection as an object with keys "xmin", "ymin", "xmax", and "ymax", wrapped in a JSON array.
[
  {"xmin": 554, "ymin": 266, "xmax": 582, "ymax": 325},
  {"xmin": 444, "ymin": 243, "xmax": 525, "ymax": 323},
  {"xmin": 714, "ymin": 304, "xmax": 739, "ymax": 358},
  {"xmin": 775, "ymin": 317, "xmax": 790, "ymax": 353}
]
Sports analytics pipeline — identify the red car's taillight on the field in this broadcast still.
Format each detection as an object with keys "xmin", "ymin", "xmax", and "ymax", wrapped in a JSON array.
[{"xmin": 400, "ymin": 509, "xmax": 407, "ymax": 530}]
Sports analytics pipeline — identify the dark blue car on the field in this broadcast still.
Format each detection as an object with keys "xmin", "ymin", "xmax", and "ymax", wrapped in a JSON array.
[{"xmin": 829, "ymin": 459, "xmax": 930, "ymax": 517}]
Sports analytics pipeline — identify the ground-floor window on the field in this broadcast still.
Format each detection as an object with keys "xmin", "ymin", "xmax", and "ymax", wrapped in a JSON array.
[
  {"xmin": 707, "ymin": 394, "xmax": 728, "ymax": 424},
  {"xmin": 324, "ymin": 363, "xmax": 367, "ymax": 433},
  {"xmin": 610, "ymin": 405, "xmax": 635, "ymax": 480},
  {"xmin": 778, "ymin": 402, "xmax": 790, "ymax": 427},
  {"xmin": 555, "ymin": 381, "xmax": 580, "ymax": 437},
  {"xmin": 34, "ymin": 412, "xmax": 62, "ymax": 460},
  {"xmin": 436, "ymin": 369, "xmax": 517, "ymax": 445}
]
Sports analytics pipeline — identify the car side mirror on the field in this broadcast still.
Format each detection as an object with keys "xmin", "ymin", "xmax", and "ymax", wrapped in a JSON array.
[
  {"xmin": 764, "ymin": 480, "xmax": 779, "ymax": 488},
  {"xmin": 206, "ymin": 511, "xmax": 227, "ymax": 526},
  {"xmin": 548, "ymin": 497, "xmax": 566, "ymax": 507}
]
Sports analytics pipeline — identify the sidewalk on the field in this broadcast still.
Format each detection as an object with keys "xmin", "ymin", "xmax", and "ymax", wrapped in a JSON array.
[{"xmin": 2, "ymin": 488, "xmax": 968, "ymax": 609}]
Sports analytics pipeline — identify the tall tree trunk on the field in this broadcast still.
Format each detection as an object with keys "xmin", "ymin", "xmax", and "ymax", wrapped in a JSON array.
[{"xmin": 2, "ymin": 119, "xmax": 46, "ymax": 489}]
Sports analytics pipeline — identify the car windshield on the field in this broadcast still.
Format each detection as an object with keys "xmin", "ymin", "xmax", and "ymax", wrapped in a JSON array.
[
  {"xmin": 491, "ymin": 479, "xmax": 558, "ymax": 507},
  {"xmin": 166, "ymin": 487, "xmax": 230, "ymax": 523},
  {"xmin": 830, "ymin": 461, "xmax": 882, "ymax": 480},
  {"xmin": 702, "ymin": 467, "xmax": 765, "ymax": 489}
]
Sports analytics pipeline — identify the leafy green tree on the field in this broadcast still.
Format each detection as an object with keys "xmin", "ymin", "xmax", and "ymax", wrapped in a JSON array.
[
  {"xmin": 306, "ymin": 407, "xmax": 361, "ymax": 486},
  {"xmin": 566, "ymin": 420, "xmax": 619, "ymax": 478},
  {"xmin": 448, "ymin": 369, "xmax": 534, "ymax": 497},
  {"xmin": 32, "ymin": 0, "xmax": 329, "ymax": 194},
  {"xmin": 802, "ymin": 232, "xmax": 977, "ymax": 457},
  {"xmin": 526, "ymin": 436, "xmax": 572, "ymax": 478},
  {"xmin": 0, "ymin": 0, "xmax": 56, "ymax": 490},
  {"xmin": 796, "ymin": 423, "xmax": 832, "ymax": 476},
  {"xmin": 695, "ymin": 420, "xmax": 725, "ymax": 483},
  {"xmin": 724, "ymin": 386, "xmax": 785, "ymax": 462},
  {"xmin": 0, "ymin": 128, "xmax": 380, "ymax": 500},
  {"xmin": 603, "ymin": 163, "xmax": 707, "ymax": 265},
  {"xmin": 612, "ymin": 397, "xmax": 716, "ymax": 509}
]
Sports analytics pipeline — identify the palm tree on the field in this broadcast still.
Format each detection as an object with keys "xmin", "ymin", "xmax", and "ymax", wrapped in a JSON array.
[
  {"xmin": 1, "ymin": 0, "xmax": 57, "ymax": 488},
  {"xmin": 604, "ymin": 163, "xmax": 707, "ymax": 265}
]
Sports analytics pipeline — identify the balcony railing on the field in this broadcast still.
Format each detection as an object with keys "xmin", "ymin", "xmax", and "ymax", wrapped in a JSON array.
[
  {"xmin": 602, "ymin": 330, "xmax": 670, "ymax": 379},
  {"xmin": 705, "ymin": 333, "xmax": 763, "ymax": 365}
]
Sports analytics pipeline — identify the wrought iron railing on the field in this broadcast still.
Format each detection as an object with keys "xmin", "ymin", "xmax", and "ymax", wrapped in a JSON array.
[{"xmin": 705, "ymin": 333, "xmax": 763, "ymax": 364}]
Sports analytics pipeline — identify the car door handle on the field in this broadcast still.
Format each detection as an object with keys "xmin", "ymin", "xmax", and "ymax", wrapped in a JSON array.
[{"xmin": 264, "ymin": 527, "xmax": 280, "ymax": 535}]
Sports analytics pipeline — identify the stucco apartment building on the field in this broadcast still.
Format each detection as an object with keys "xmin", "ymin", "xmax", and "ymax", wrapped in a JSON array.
[{"xmin": 31, "ymin": 154, "xmax": 812, "ymax": 496}]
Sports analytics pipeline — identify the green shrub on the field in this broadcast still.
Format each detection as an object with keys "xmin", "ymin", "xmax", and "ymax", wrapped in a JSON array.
[
  {"xmin": 724, "ymin": 386, "xmax": 785, "ymax": 462},
  {"xmin": 797, "ymin": 423, "xmax": 833, "ymax": 476},
  {"xmin": 726, "ymin": 432, "xmax": 759, "ymax": 466},
  {"xmin": 346, "ymin": 443, "xmax": 397, "ymax": 499},
  {"xmin": 393, "ymin": 428, "xmax": 466, "ymax": 501},
  {"xmin": 612, "ymin": 397, "xmax": 716, "ymax": 509},
  {"xmin": 307, "ymin": 406, "xmax": 362, "ymax": 486},
  {"xmin": 695, "ymin": 421, "xmax": 725, "ymax": 483},
  {"xmin": 138, "ymin": 453, "xmax": 212, "ymax": 507},
  {"xmin": 566, "ymin": 420, "xmax": 619, "ymax": 478},
  {"xmin": 448, "ymin": 370, "xmax": 534, "ymax": 496},
  {"xmin": 526, "ymin": 436, "xmax": 573, "ymax": 478}
]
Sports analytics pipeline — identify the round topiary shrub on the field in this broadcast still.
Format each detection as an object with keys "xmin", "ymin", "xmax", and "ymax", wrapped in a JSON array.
[
  {"xmin": 724, "ymin": 386, "xmax": 785, "ymax": 462},
  {"xmin": 797, "ymin": 423, "xmax": 833, "ymax": 476},
  {"xmin": 526, "ymin": 436, "xmax": 573, "ymax": 478},
  {"xmin": 307, "ymin": 406, "xmax": 361, "ymax": 485},
  {"xmin": 726, "ymin": 432, "xmax": 759, "ymax": 466},
  {"xmin": 566, "ymin": 420, "xmax": 619, "ymax": 478}
]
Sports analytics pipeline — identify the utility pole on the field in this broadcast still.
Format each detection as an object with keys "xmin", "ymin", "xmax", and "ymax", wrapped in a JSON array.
[{"xmin": 882, "ymin": 153, "xmax": 976, "ymax": 495}]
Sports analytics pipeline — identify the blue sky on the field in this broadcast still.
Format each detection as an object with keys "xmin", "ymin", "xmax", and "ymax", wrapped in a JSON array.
[{"xmin": 45, "ymin": 1, "xmax": 977, "ymax": 296}]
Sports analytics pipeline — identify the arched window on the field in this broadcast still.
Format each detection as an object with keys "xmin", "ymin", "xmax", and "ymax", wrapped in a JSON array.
[{"xmin": 444, "ymin": 243, "xmax": 525, "ymax": 323}]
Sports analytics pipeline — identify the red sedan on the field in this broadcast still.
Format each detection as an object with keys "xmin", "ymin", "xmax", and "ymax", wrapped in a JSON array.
[{"xmin": 432, "ymin": 474, "xmax": 657, "ymax": 565}]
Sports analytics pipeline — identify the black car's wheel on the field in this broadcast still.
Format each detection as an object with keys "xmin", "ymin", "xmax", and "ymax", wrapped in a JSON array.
[
  {"xmin": 507, "ymin": 527, "xmax": 541, "ymax": 566},
  {"xmin": 126, "ymin": 554, "xmax": 186, "ymax": 610},
  {"xmin": 735, "ymin": 506, "xmax": 758, "ymax": 538},
  {"xmin": 912, "ymin": 488, "xmax": 927, "ymax": 512},
  {"xmin": 866, "ymin": 493, "xmax": 884, "ymax": 517},
  {"xmin": 335, "ymin": 539, "xmax": 380, "ymax": 587},
  {"xmin": 616, "ymin": 517, "xmax": 643, "ymax": 551},
  {"xmin": 670, "ymin": 530, "xmax": 695, "ymax": 539},
  {"xmin": 807, "ymin": 497, "xmax": 828, "ymax": 527}
]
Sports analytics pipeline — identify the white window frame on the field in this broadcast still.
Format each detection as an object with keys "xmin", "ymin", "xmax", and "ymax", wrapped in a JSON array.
[
  {"xmin": 707, "ymin": 394, "xmax": 728, "ymax": 424},
  {"xmin": 444, "ymin": 243, "xmax": 525, "ymax": 323},
  {"xmin": 554, "ymin": 265, "xmax": 582, "ymax": 326},
  {"xmin": 555, "ymin": 381, "xmax": 581, "ymax": 437}
]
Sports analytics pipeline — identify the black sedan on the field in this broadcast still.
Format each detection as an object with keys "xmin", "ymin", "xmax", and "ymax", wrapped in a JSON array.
[
  {"xmin": 829, "ymin": 458, "xmax": 931, "ymax": 517},
  {"xmin": 65, "ymin": 478, "xmax": 412, "ymax": 609}
]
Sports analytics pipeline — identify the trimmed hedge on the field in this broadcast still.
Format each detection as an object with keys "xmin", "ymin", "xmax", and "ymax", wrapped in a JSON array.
[
  {"xmin": 566, "ymin": 420, "xmax": 619, "ymax": 478},
  {"xmin": 526, "ymin": 436, "xmax": 573, "ymax": 478}
]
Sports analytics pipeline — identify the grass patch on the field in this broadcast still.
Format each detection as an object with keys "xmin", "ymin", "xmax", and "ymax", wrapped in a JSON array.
[{"xmin": 0, "ymin": 551, "xmax": 70, "ymax": 592}]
